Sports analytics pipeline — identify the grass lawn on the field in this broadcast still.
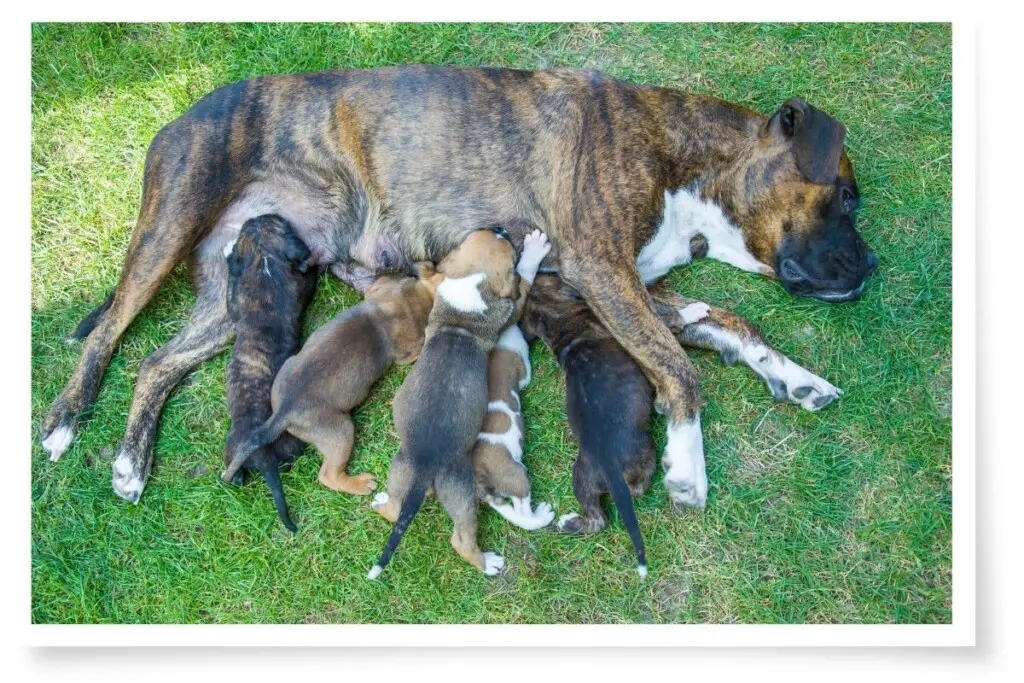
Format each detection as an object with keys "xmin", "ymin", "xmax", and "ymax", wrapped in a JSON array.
[{"xmin": 30, "ymin": 23, "xmax": 952, "ymax": 624}]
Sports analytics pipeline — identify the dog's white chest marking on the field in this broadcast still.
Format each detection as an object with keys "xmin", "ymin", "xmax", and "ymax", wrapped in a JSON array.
[
  {"xmin": 636, "ymin": 186, "xmax": 768, "ymax": 283},
  {"xmin": 477, "ymin": 399, "xmax": 524, "ymax": 463},
  {"xmin": 437, "ymin": 272, "xmax": 488, "ymax": 313},
  {"xmin": 495, "ymin": 325, "xmax": 532, "ymax": 389}
]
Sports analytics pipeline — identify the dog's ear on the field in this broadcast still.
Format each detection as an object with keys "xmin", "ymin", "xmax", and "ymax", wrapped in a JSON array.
[{"xmin": 772, "ymin": 97, "xmax": 846, "ymax": 184}]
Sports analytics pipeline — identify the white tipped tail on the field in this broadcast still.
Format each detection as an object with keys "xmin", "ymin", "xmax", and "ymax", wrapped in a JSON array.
[
  {"xmin": 367, "ymin": 565, "xmax": 383, "ymax": 580},
  {"xmin": 637, "ymin": 564, "xmax": 648, "ymax": 579}
]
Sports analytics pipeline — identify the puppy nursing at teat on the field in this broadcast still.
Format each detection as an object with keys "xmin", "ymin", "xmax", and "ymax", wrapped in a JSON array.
[
  {"xmin": 222, "ymin": 263, "xmax": 444, "ymax": 498},
  {"xmin": 370, "ymin": 228, "xmax": 552, "ymax": 578}
]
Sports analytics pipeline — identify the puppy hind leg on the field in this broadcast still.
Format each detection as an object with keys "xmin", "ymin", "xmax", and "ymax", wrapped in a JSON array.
[
  {"xmin": 310, "ymin": 412, "xmax": 377, "ymax": 495},
  {"xmin": 112, "ymin": 257, "xmax": 234, "ymax": 503},
  {"xmin": 439, "ymin": 476, "xmax": 503, "ymax": 576},
  {"xmin": 371, "ymin": 450, "xmax": 413, "ymax": 523},
  {"xmin": 556, "ymin": 457, "xmax": 608, "ymax": 535}
]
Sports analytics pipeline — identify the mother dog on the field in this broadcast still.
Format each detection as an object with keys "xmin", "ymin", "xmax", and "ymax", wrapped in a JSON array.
[{"xmin": 41, "ymin": 65, "xmax": 876, "ymax": 507}]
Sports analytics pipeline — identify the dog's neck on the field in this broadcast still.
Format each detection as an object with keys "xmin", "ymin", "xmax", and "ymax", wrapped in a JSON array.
[{"xmin": 658, "ymin": 90, "xmax": 763, "ymax": 195}]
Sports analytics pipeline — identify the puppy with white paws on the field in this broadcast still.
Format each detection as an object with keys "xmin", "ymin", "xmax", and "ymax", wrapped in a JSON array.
[{"xmin": 370, "ymin": 228, "xmax": 551, "ymax": 578}]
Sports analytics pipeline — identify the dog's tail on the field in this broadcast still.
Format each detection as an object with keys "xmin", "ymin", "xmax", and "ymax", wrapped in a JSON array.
[
  {"xmin": 258, "ymin": 460, "xmax": 297, "ymax": 533},
  {"xmin": 367, "ymin": 478, "xmax": 429, "ymax": 580},
  {"xmin": 222, "ymin": 412, "xmax": 290, "ymax": 483},
  {"xmin": 601, "ymin": 458, "xmax": 648, "ymax": 578},
  {"xmin": 70, "ymin": 291, "xmax": 114, "ymax": 341}
]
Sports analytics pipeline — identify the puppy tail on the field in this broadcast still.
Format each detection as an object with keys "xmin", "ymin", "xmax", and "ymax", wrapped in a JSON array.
[
  {"xmin": 70, "ymin": 291, "xmax": 114, "ymax": 341},
  {"xmin": 368, "ymin": 480, "xmax": 428, "ymax": 580},
  {"xmin": 259, "ymin": 461, "xmax": 297, "ymax": 533},
  {"xmin": 222, "ymin": 414, "xmax": 288, "ymax": 483},
  {"xmin": 604, "ymin": 462, "xmax": 648, "ymax": 578}
]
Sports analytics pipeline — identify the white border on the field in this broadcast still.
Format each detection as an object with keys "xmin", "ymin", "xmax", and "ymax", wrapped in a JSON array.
[{"xmin": 8, "ymin": 0, "xmax": 980, "ymax": 660}]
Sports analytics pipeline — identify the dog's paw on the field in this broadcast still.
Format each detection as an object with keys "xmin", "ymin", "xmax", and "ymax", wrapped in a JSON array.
[
  {"xmin": 761, "ymin": 356, "xmax": 843, "ymax": 412},
  {"xmin": 677, "ymin": 302, "xmax": 711, "ymax": 326},
  {"xmin": 533, "ymin": 501, "xmax": 555, "ymax": 526},
  {"xmin": 111, "ymin": 449, "xmax": 146, "ymax": 504},
  {"xmin": 517, "ymin": 230, "xmax": 552, "ymax": 283},
  {"xmin": 663, "ymin": 418, "xmax": 707, "ymax": 511},
  {"xmin": 41, "ymin": 420, "xmax": 75, "ymax": 462},
  {"xmin": 371, "ymin": 492, "xmax": 390, "ymax": 510},
  {"xmin": 482, "ymin": 552, "xmax": 505, "ymax": 576},
  {"xmin": 556, "ymin": 512, "xmax": 580, "ymax": 532}
]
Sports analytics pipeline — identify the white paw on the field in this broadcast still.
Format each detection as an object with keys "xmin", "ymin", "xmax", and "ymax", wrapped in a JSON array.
[
  {"xmin": 556, "ymin": 512, "xmax": 580, "ymax": 531},
  {"xmin": 781, "ymin": 363, "xmax": 843, "ymax": 412},
  {"xmin": 678, "ymin": 302, "xmax": 711, "ymax": 326},
  {"xmin": 517, "ymin": 230, "xmax": 552, "ymax": 283},
  {"xmin": 111, "ymin": 450, "xmax": 145, "ymax": 504},
  {"xmin": 42, "ymin": 424, "xmax": 75, "ymax": 462},
  {"xmin": 371, "ymin": 491, "xmax": 390, "ymax": 509},
  {"xmin": 534, "ymin": 501, "xmax": 555, "ymax": 523},
  {"xmin": 663, "ymin": 418, "xmax": 708, "ymax": 510},
  {"xmin": 482, "ymin": 551, "xmax": 505, "ymax": 576}
]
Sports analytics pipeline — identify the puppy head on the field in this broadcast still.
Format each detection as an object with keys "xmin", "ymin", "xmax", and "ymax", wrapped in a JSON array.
[
  {"xmin": 522, "ymin": 274, "xmax": 594, "ymax": 351},
  {"xmin": 226, "ymin": 214, "xmax": 312, "ymax": 318},
  {"xmin": 437, "ymin": 228, "xmax": 519, "ymax": 299}
]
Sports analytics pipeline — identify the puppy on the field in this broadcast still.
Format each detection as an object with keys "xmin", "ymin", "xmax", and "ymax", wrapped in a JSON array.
[
  {"xmin": 522, "ymin": 275, "xmax": 710, "ymax": 576},
  {"xmin": 470, "ymin": 324, "xmax": 554, "ymax": 531},
  {"xmin": 222, "ymin": 265, "xmax": 443, "ymax": 496},
  {"xmin": 369, "ymin": 228, "xmax": 551, "ymax": 578},
  {"xmin": 223, "ymin": 214, "xmax": 319, "ymax": 532}
]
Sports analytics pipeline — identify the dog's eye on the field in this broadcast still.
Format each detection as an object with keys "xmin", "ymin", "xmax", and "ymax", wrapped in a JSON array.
[{"xmin": 840, "ymin": 187, "xmax": 857, "ymax": 213}]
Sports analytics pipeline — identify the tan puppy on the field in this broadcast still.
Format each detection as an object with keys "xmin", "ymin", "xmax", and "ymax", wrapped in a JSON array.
[
  {"xmin": 369, "ymin": 228, "xmax": 551, "ymax": 578},
  {"xmin": 222, "ymin": 265, "xmax": 443, "ymax": 495}
]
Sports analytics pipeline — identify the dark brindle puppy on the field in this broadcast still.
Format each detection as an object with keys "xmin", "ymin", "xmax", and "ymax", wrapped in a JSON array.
[
  {"xmin": 44, "ymin": 66, "xmax": 875, "ymax": 508},
  {"xmin": 523, "ymin": 275, "xmax": 711, "ymax": 576},
  {"xmin": 222, "ymin": 214, "xmax": 318, "ymax": 531}
]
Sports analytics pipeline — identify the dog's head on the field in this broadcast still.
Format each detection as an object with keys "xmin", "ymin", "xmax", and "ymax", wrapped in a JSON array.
[
  {"xmin": 226, "ymin": 214, "xmax": 312, "ymax": 319},
  {"xmin": 522, "ymin": 274, "xmax": 597, "ymax": 353},
  {"xmin": 718, "ymin": 98, "xmax": 878, "ymax": 302},
  {"xmin": 436, "ymin": 228, "xmax": 520, "ymax": 300}
]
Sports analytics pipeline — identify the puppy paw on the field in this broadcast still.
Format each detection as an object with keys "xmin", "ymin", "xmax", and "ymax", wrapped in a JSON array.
[
  {"xmin": 111, "ymin": 449, "xmax": 147, "ymax": 504},
  {"xmin": 482, "ymin": 552, "xmax": 505, "ymax": 576},
  {"xmin": 319, "ymin": 471, "xmax": 378, "ymax": 496},
  {"xmin": 533, "ymin": 501, "xmax": 555, "ymax": 527},
  {"xmin": 677, "ymin": 302, "xmax": 711, "ymax": 326},
  {"xmin": 517, "ymin": 229, "xmax": 552, "ymax": 284}
]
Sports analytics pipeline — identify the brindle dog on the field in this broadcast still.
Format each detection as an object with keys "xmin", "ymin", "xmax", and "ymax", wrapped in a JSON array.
[
  {"xmin": 42, "ymin": 66, "xmax": 875, "ymax": 509},
  {"xmin": 223, "ymin": 214, "xmax": 318, "ymax": 530}
]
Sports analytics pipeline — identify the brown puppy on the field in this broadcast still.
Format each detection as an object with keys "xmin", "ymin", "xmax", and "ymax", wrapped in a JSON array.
[
  {"xmin": 222, "ymin": 265, "xmax": 443, "ymax": 495},
  {"xmin": 523, "ymin": 274, "xmax": 710, "ymax": 575},
  {"xmin": 369, "ymin": 228, "xmax": 551, "ymax": 578},
  {"xmin": 222, "ymin": 214, "xmax": 318, "ymax": 532}
]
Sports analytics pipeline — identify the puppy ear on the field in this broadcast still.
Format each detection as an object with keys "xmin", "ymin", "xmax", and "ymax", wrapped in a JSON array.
[{"xmin": 772, "ymin": 97, "xmax": 847, "ymax": 184}]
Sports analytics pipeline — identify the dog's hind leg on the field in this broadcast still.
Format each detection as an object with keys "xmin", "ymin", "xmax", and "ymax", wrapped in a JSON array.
[
  {"xmin": 556, "ymin": 456, "xmax": 608, "ymax": 534},
  {"xmin": 42, "ymin": 122, "xmax": 233, "ymax": 462},
  {"xmin": 111, "ymin": 253, "xmax": 234, "ymax": 503},
  {"xmin": 439, "ymin": 476, "xmax": 504, "ymax": 576},
  {"xmin": 296, "ymin": 411, "xmax": 377, "ymax": 496},
  {"xmin": 649, "ymin": 286, "xmax": 842, "ymax": 412},
  {"xmin": 371, "ymin": 450, "xmax": 414, "ymax": 523}
]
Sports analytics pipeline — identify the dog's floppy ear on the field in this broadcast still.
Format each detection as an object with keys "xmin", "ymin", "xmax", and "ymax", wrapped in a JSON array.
[{"xmin": 773, "ymin": 97, "xmax": 847, "ymax": 184}]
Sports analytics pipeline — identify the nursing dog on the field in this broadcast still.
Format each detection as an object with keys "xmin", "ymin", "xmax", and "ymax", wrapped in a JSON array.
[
  {"xmin": 44, "ymin": 66, "xmax": 874, "ymax": 509},
  {"xmin": 369, "ymin": 228, "xmax": 551, "ymax": 578},
  {"xmin": 222, "ymin": 265, "xmax": 442, "ymax": 496},
  {"xmin": 222, "ymin": 214, "xmax": 318, "ymax": 532}
]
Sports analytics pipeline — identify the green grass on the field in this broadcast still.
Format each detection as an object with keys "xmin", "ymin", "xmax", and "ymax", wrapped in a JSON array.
[{"xmin": 30, "ymin": 22, "xmax": 952, "ymax": 624}]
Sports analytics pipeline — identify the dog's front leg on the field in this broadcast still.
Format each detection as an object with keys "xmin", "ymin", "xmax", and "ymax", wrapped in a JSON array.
[
  {"xmin": 564, "ymin": 257, "xmax": 707, "ymax": 510},
  {"xmin": 649, "ymin": 286, "xmax": 842, "ymax": 412}
]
